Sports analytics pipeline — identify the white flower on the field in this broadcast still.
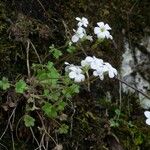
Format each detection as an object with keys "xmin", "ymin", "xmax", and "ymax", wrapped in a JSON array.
[
  {"xmin": 68, "ymin": 66, "xmax": 85, "ymax": 82},
  {"xmin": 71, "ymin": 27, "xmax": 86, "ymax": 43},
  {"xmin": 94, "ymin": 22, "xmax": 113, "ymax": 40},
  {"xmin": 76, "ymin": 17, "xmax": 89, "ymax": 27},
  {"xmin": 81, "ymin": 56, "xmax": 94, "ymax": 67},
  {"xmin": 144, "ymin": 111, "xmax": 150, "ymax": 125},
  {"xmin": 90, "ymin": 56, "xmax": 104, "ymax": 70},
  {"xmin": 104, "ymin": 63, "xmax": 117, "ymax": 78}
]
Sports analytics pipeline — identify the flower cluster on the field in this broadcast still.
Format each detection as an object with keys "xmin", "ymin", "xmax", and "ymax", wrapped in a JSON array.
[
  {"xmin": 70, "ymin": 17, "xmax": 149, "ymax": 127},
  {"xmin": 71, "ymin": 17, "xmax": 93, "ymax": 43},
  {"xmin": 71, "ymin": 17, "xmax": 113, "ymax": 43},
  {"xmin": 65, "ymin": 56, "xmax": 117, "ymax": 82}
]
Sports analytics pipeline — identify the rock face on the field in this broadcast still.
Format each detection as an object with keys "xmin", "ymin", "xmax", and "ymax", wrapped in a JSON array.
[{"xmin": 121, "ymin": 34, "xmax": 150, "ymax": 109}]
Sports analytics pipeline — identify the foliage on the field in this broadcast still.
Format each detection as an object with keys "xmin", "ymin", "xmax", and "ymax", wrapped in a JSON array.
[
  {"xmin": 15, "ymin": 80, "xmax": 28, "ymax": 94},
  {"xmin": 24, "ymin": 115, "xmax": 35, "ymax": 127},
  {"xmin": 0, "ymin": 77, "xmax": 10, "ymax": 90},
  {"xmin": 49, "ymin": 44, "xmax": 62, "ymax": 59},
  {"xmin": 58, "ymin": 124, "xmax": 69, "ymax": 134}
]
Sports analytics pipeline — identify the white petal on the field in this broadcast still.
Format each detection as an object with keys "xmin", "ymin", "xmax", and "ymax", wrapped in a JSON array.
[
  {"xmin": 104, "ymin": 62, "xmax": 111, "ymax": 67},
  {"xmin": 102, "ymin": 65, "xmax": 109, "ymax": 72},
  {"xmin": 99, "ymin": 74, "xmax": 104, "ymax": 80},
  {"xmin": 85, "ymin": 56, "xmax": 94, "ymax": 62},
  {"xmin": 90, "ymin": 63, "xmax": 98, "ymax": 69},
  {"xmin": 93, "ymin": 56, "xmax": 103, "ymax": 64},
  {"xmin": 76, "ymin": 17, "xmax": 81, "ymax": 21},
  {"xmin": 104, "ymin": 31, "xmax": 111, "ymax": 38},
  {"xmin": 76, "ymin": 68, "xmax": 82, "ymax": 74},
  {"xmin": 79, "ymin": 74, "xmax": 85, "ymax": 81},
  {"xmin": 65, "ymin": 66, "xmax": 70, "ymax": 72},
  {"xmin": 108, "ymin": 70, "xmax": 115, "ymax": 78},
  {"xmin": 74, "ymin": 77, "xmax": 81, "ymax": 82},
  {"xmin": 81, "ymin": 60, "xmax": 87, "ymax": 67},
  {"xmin": 97, "ymin": 32, "xmax": 105, "ymax": 39},
  {"xmin": 108, "ymin": 35, "xmax": 113, "ymax": 40},
  {"xmin": 72, "ymin": 35, "xmax": 79, "ymax": 43},
  {"xmin": 113, "ymin": 68, "xmax": 117, "ymax": 75},
  {"xmin": 105, "ymin": 24, "xmax": 111, "ymax": 30},
  {"xmin": 82, "ymin": 17, "xmax": 88, "ymax": 23},
  {"xmin": 69, "ymin": 66, "xmax": 76, "ymax": 71},
  {"xmin": 65, "ymin": 62, "xmax": 69, "ymax": 65},
  {"xmin": 94, "ymin": 27, "xmax": 100, "ymax": 34},
  {"xmin": 97, "ymin": 22, "xmax": 104, "ymax": 28},
  {"xmin": 93, "ymin": 71, "xmax": 99, "ymax": 76},
  {"xmin": 74, "ymin": 74, "xmax": 85, "ymax": 82},
  {"xmin": 77, "ymin": 27, "xmax": 84, "ymax": 34},
  {"xmin": 69, "ymin": 71, "xmax": 76, "ymax": 78},
  {"xmin": 77, "ymin": 22, "xmax": 82, "ymax": 27},
  {"xmin": 85, "ymin": 56, "xmax": 93, "ymax": 61},
  {"xmin": 78, "ymin": 32, "xmax": 84, "ymax": 38},
  {"xmin": 146, "ymin": 119, "xmax": 150, "ymax": 125},
  {"xmin": 82, "ymin": 17, "xmax": 88, "ymax": 27},
  {"xmin": 69, "ymin": 66, "xmax": 82, "ymax": 73},
  {"xmin": 144, "ymin": 111, "xmax": 150, "ymax": 118},
  {"xmin": 83, "ymin": 24, "xmax": 87, "ymax": 27},
  {"xmin": 81, "ymin": 56, "xmax": 93, "ymax": 67},
  {"xmin": 90, "ymin": 57, "xmax": 103, "ymax": 70}
]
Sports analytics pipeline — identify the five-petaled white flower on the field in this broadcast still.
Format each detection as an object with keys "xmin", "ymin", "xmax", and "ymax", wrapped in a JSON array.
[
  {"xmin": 94, "ymin": 22, "xmax": 113, "ymax": 40},
  {"xmin": 76, "ymin": 17, "xmax": 89, "ymax": 27},
  {"xmin": 144, "ymin": 111, "xmax": 150, "ymax": 125},
  {"xmin": 72, "ymin": 27, "xmax": 86, "ymax": 43},
  {"xmin": 68, "ymin": 66, "xmax": 85, "ymax": 82}
]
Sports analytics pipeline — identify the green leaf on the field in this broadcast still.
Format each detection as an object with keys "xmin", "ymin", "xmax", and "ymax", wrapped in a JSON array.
[
  {"xmin": 43, "ymin": 89, "xmax": 50, "ymax": 97},
  {"xmin": 47, "ymin": 61, "xmax": 54, "ymax": 70},
  {"xmin": 58, "ymin": 124, "xmax": 69, "ymax": 134},
  {"xmin": 67, "ymin": 45, "xmax": 76, "ymax": 53},
  {"xmin": 15, "ymin": 80, "xmax": 28, "ymax": 94},
  {"xmin": 36, "ymin": 62, "xmax": 60, "ymax": 87},
  {"xmin": 44, "ymin": 90, "xmax": 61, "ymax": 102},
  {"xmin": 109, "ymin": 119, "xmax": 119, "ymax": 127},
  {"xmin": 46, "ymin": 62, "xmax": 60, "ymax": 86},
  {"xmin": 0, "ymin": 77, "xmax": 10, "ymax": 90},
  {"xmin": 24, "ymin": 115, "xmax": 35, "ymax": 127},
  {"xmin": 62, "ymin": 84, "xmax": 79, "ymax": 98},
  {"xmin": 50, "ymin": 92, "xmax": 61, "ymax": 101},
  {"xmin": 49, "ymin": 45, "xmax": 62, "ymax": 59},
  {"xmin": 134, "ymin": 133, "xmax": 143, "ymax": 145},
  {"xmin": 57, "ymin": 101, "xmax": 66, "ymax": 111},
  {"xmin": 42, "ymin": 102, "xmax": 57, "ymax": 118},
  {"xmin": 115, "ymin": 109, "xmax": 121, "ymax": 116}
]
